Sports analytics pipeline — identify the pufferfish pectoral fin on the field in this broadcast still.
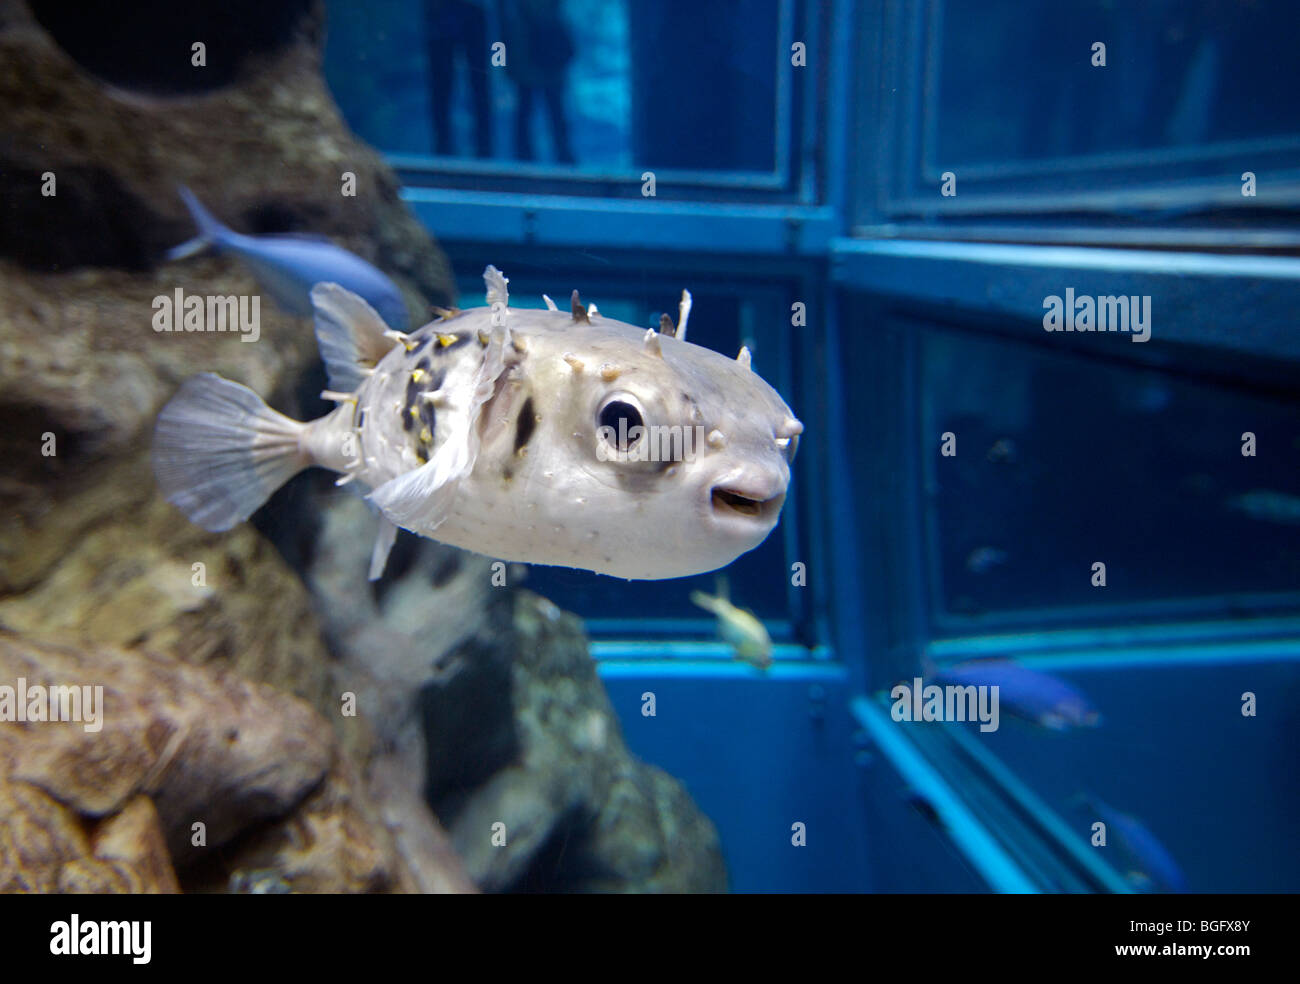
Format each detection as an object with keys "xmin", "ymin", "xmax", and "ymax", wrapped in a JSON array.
[
  {"xmin": 369, "ymin": 426, "xmax": 473, "ymax": 534},
  {"xmin": 310, "ymin": 283, "xmax": 399, "ymax": 393},
  {"xmin": 368, "ymin": 321, "xmax": 512, "ymax": 533}
]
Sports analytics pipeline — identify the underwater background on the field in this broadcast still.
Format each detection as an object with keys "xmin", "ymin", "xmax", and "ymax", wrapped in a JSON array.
[{"xmin": 0, "ymin": 0, "xmax": 1297, "ymax": 894}]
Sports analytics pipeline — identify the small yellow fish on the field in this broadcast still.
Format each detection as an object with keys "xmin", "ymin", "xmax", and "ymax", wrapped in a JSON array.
[{"xmin": 690, "ymin": 578, "xmax": 773, "ymax": 670}]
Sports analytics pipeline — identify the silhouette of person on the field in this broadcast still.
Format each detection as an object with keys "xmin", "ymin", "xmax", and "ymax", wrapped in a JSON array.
[
  {"xmin": 501, "ymin": 0, "xmax": 575, "ymax": 163},
  {"xmin": 425, "ymin": 0, "xmax": 493, "ymax": 157}
]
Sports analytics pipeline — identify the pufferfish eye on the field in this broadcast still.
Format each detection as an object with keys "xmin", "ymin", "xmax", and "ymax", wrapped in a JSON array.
[{"xmin": 597, "ymin": 395, "xmax": 645, "ymax": 451}]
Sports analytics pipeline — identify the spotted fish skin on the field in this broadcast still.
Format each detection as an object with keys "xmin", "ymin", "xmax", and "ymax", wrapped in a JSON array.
[
  {"xmin": 340, "ymin": 321, "xmax": 482, "ymax": 482},
  {"xmin": 154, "ymin": 267, "xmax": 803, "ymax": 581}
]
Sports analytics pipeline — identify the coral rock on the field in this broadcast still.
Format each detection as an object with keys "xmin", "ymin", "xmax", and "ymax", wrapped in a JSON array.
[{"xmin": 0, "ymin": 632, "xmax": 332, "ymax": 862}]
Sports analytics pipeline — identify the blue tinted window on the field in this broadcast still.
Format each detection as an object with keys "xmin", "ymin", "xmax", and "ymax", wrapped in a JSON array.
[
  {"xmin": 936, "ymin": 0, "xmax": 1300, "ymax": 165},
  {"xmin": 922, "ymin": 328, "xmax": 1300, "ymax": 626},
  {"xmin": 323, "ymin": 0, "xmax": 781, "ymax": 172}
]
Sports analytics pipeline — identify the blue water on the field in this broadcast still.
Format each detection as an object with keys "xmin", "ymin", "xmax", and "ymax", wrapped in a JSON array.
[{"xmin": 318, "ymin": 0, "xmax": 1300, "ymax": 893}]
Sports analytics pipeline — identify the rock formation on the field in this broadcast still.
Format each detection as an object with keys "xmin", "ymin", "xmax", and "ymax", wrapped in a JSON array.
[{"xmin": 0, "ymin": 0, "xmax": 727, "ymax": 895}]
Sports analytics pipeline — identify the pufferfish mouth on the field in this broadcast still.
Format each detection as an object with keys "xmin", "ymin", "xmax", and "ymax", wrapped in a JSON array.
[{"xmin": 710, "ymin": 486, "xmax": 786, "ymax": 523}]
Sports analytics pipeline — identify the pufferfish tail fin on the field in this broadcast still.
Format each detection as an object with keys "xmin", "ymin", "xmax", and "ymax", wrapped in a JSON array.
[{"xmin": 153, "ymin": 373, "xmax": 311, "ymax": 532}]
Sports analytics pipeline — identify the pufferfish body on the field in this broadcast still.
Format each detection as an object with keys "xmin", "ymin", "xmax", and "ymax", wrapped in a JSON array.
[{"xmin": 153, "ymin": 267, "xmax": 802, "ymax": 580}]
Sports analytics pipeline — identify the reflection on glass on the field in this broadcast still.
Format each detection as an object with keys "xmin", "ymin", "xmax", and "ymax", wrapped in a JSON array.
[
  {"xmin": 425, "ymin": 0, "xmax": 495, "ymax": 158},
  {"xmin": 499, "ymin": 0, "xmax": 575, "ymax": 162},
  {"xmin": 950, "ymin": 657, "xmax": 1300, "ymax": 892},
  {"xmin": 323, "ymin": 0, "xmax": 779, "ymax": 171},
  {"xmin": 922, "ymin": 330, "xmax": 1300, "ymax": 621},
  {"xmin": 934, "ymin": 0, "xmax": 1300, "ymax": 165}
]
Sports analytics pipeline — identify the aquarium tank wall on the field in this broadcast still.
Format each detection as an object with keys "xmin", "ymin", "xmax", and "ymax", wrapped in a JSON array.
[{"xmin": 0, "ymin": 0, "xmax": 1296, "ymax": 899}]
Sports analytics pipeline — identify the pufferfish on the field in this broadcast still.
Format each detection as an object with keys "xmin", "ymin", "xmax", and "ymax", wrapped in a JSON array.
[{"xmin": 153, "ymin": 267, "xmax": 802, "ymax": 580}]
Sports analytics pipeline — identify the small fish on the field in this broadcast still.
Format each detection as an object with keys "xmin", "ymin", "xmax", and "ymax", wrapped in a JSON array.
[
  {"xmin": 690, "ymin": 577, "xmax": 773, "ymax": 670},
  {"xmin": 934, "ymin": 660, "xmax": 1100, "ymax": 731},
  {"xmin": 153, "ymin": 267, "xmax": 801, "ymax": 581},
  {"xmin": 166, "ymin": 186, "xmax": 410, "ymax": 332},
  {"xmin": 965, "ymin": 546, "xmax": 1008, "ymax": 575},
  {"xmin": 1130, "ymin": 380, "xmax": 1172, "ymax": 414},
  {"xmin": 1079, "ymin": 795, "xmax": 1188, "ymax": 894},
  {"xmin": 1226, "ymin": 489, "xmax": 1300, "ymax": 526},
  {"xmin": 985, "ymin": 438, "xmax": 1018, "ymax": 464}
]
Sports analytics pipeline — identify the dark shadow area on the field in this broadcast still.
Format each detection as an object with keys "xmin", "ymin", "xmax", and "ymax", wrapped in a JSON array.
[
  {"xmin": 28, "ymin": 0, "xmax": 316, "ymax": 95},
  {"xmin": 0, "ymin": 165, "xmax": 156, "ymax": 271}
]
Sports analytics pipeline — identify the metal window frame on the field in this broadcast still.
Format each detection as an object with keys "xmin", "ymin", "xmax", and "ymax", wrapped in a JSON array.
[
  {"xmin": 831, "ymin": 0, "xmax": 1300, "ymax": 893},
  {"xmin": 853, "ymin": 0, "xmax": 1300, "ymax": 248},
  {"xmin": 833, "ymin": 238, "xmax": 1300, "ymax": 653}
]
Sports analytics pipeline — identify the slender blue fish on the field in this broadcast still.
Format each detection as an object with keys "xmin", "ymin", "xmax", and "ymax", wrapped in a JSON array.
[
  {"xmin": 933, "ymin": 659, "xmax": 1101, "ymax": 731},
  {"xmin": 167, "ymin": 187, "xmax": 410, "ymax": 332},
  {"xmin": 1083, "ymin": 795, "xmax": 1189, "ymax": 894}
]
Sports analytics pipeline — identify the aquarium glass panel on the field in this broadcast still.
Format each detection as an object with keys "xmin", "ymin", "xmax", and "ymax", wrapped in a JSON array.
[
  {"xmin": 948, "ymin": 655, "xmax": 1300, "ymax": 893},
  {"xmin": 922, "ymin": 328, "xmax": 1300, "ymax": 629},
  {"xmin": 932, "ymin": 0, "xmax": 1300, "ymax": 167},
  {"xmin": 323, "ymin": 0, "xmax": 780, "ymax": 172}
]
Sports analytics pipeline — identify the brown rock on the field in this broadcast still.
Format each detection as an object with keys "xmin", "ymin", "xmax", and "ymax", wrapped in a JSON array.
[
  {"xmin": 0, "ymin": 777, "xmax": 93, "ymax": 892},
  {"xmin": 0, "ymin": 0, "xmax": 473, "ymax": 893},
  {"xmin": 86, "ymin": 796, "xmax": 180, "ymax": 893},
  {"xmin": 0, "ymin": 631, "xmax": 476, "ymax": 893},
  {"xmin": 0, "ymin": 632, "xmax": 332, "ymax": 862},
  {"xmin": 0, "ymin": 776, "xmax": 180, "ymax": 894},
  {"xmin": 196, "ymin": 756, "xmax": 476, "ymax": 895},
  {"xmin": 0, "ymin": 463, "xmax": 336, "ymax": 712}
]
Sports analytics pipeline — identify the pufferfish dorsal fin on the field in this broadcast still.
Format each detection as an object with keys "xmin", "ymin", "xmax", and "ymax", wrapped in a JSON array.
[
  {"xmin": 484, "ymin": 265, "xmax": 509, "ymax": 308},
  {"xmin": 369, "ymin": 322, "xmax": 511, "ymax": 534},
  {"xmin": 310, "ymin": 283, "xmax": 398, "ymax": 393}
]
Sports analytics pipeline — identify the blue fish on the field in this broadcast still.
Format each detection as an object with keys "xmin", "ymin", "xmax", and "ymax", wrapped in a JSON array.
[
  {"xmin": 1083, "ymin": 796, "xmax": 1189, "ymax": 894},
  {"xmin": 965, "ymin": 546, "xmax": 1008, "ymax": 575},
  {"xmin": 933, "ymin": 659, "xmax": 1101, "ymax": 731},
  {"xmin": 167, "ymin": 187, "xmax": 410, "ymax": 332}
]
